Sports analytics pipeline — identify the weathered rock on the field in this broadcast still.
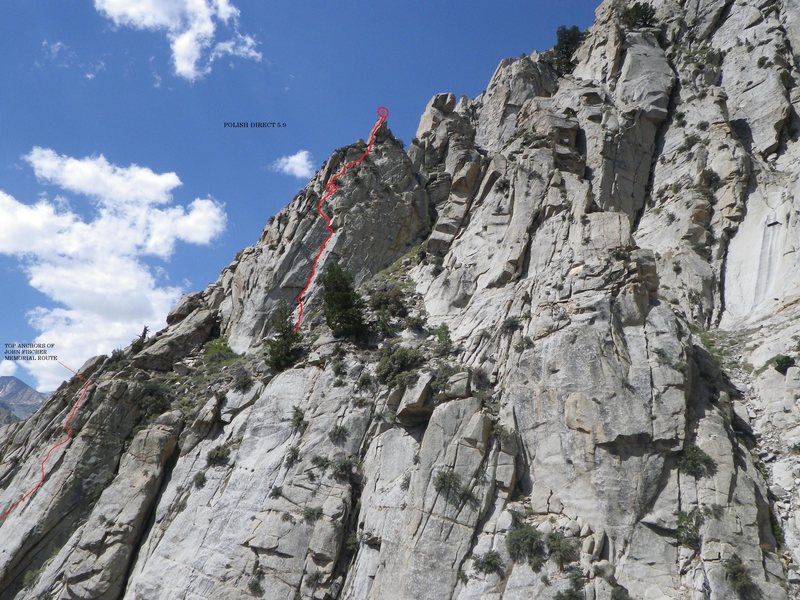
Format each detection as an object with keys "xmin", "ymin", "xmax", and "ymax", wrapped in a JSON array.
[{"xmin": 2, "ymin": 1, "xmax": 800, "ymax": 598}]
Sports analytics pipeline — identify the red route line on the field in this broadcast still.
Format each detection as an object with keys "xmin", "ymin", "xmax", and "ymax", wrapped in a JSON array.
[
  {"xmin": 293, "ymin": 106, "xmax": 390, "ymax": 333},
  {"xmin": 0, "ymin": 362, "xmax": 93, "ymax": 522}
]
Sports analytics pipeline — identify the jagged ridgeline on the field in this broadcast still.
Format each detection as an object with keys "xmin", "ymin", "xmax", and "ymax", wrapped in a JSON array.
[{"xmin": 3, "ymin": 0, "xmax": 800, "ymax": 598}]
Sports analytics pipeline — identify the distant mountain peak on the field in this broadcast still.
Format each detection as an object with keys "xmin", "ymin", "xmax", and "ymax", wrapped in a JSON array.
[{"xmin": 0, "ymin": 376, "xmax": 48, "ymax": 420}]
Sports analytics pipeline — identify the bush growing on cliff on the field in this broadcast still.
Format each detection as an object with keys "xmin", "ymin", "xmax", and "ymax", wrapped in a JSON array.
[
  {"xmin": 548, "ymin": 531, "xmax": 579, "ymax": 570},
  {"xmin": 265, "ymin": 300, "xmax": 303, "ymax": 371},
  {"xmin": 546, "ymin": 25, "xmax": 587, "ymax": 76},
  {"xmin": 676, "ymin": 510, "xmax": 702, "ymax": 550},
  {"xmin": 205, "ymin": 337, "xmax": 236, "ymax": 363},
  {"xmin": 434, "ymin": 324, "xmax": 453, "ymax": 356},
  {"xmin": 368, "ymin": 282, "xmax": 408, "ymax": 317},
  {"xmin": 321, "ymin": 262, "xmax": 367, "ymax": 338},
  {"xmin": 678, "ymin": 444, "xmax": 717, "ymax": 478},
  {"xmin": 206, "ymin": 445, "xmax": 230, "ymax": 466},
  {"xmin": 621, "ymin": 2, "xmax": 657, "ymax": 29},
  {"xmin": 507, "ymin": 525, "xmax": 546, "ymax": 570},
  {"xmin": 433, "ymin": 469, "xmax": 463, "ymax": 501},
  {"xmin": 473, "ymin": 550, "xmax": 505, "ymax": 575},
  {"xmin": 724, "ymin": 553, "xmax": 757, "ymax": 597},
  {"xmin": 140, "ymin": 380, "xmax": 171, "ymax": 418},
  {"xmin": 376, "ymin": 343, "xmax": 424, "ymax": 389},
  {"xmin": 328, "ymin": 424, "xmax": 348, "ymax": 445},
  {"xmin": 232, "ymin": 367, "xmax": 253, "ymax": 392}
]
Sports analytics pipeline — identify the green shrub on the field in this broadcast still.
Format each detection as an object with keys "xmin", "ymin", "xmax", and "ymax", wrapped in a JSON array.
[
  {"xmin": 269, "ymin": 486, "xmax": 282, "ymax": 498},
  {"xmin": 311, "ymin": 455, "xmax": 330, "ymax": 469},
  {"xmin": 433, "ymin": 468, "xmax": 463, "ymax": 502},
  {"xmin": 434, "ymin": 324, "xmax": 453, "ymax": 356},
  {"xmin": 501, "ymin": 317, "xmax": 521, "ymax": 334},
  {"xmin": 302, "ymin": 506, "xmax": 323, "ymax": 523},
  {"xmin": 374, "ymin": 309, "xmax": 399, "ymax": 336},
  {"xmin": 22, "ymin": 567, "xmax": 43, "ymax": 589},
  {"xmin": 548, "ymin": 531, "xmax": 578, "ymax": 570},
  {"xmin": 506, "ymin": 525, "xmax": 546, "ymax": 567},
  {"xmin": 331, "ymin": 353, "xmax": 347, "ymax": 377},
  {"xmin": 724, "ymin": 553, "xmax": 757, "ymax": 597},
  {"xmin": 554, "ymin": 587, "xmax": 584, "ymax": 600},
  {"xmin": 290, "ymin": 406, "xmax": 307, "ymax": 433},
  {"xmin": 108, "ymin": 348, "xmax": 126, "ymax": 364},
  {"xmin": 429, "ymin": 362, "xmax": 459, "ymax": 403},
  {"xmin": 376, "ymin": 343, "xmax": 424, "ymax": 389},
  {"xmin": 332, "ymin": 456, "xmax": 359, "ymax": 482},
  {"xmin": 130, "ymin": 336, "xmax": 146, "ymax": 354},
  {"xmin": 405, "ymin": 314, "xmax": 427, "ymax": 332},
  {"xmin": 265, "ymin": 300, "xmax": 303, "ymax": 371},
  {"xmin": 611, "ymin": 247, "xmax": 629, "ymax": 260},
  {"xmin": 328, "ymin": 424, "xmax": 348, "ymax": 444},
  {"xmin": 207, "ymin": 445, "xmax": 230, "ymax": 466},
  {"xmin": 357, "ymin": 372, "xmax": 375, "ymax": 391},
  {"xmin": 772, "ymin": 354, "xmax": 794, "ymax": 375},
  {"xmin": 232, "ymin": 367, "xmax": 253, "ymax": 392},
  {"xmin": 306, "ymin": 570, "xmax": 324, "ymax": 587},
  {"xmin": 193, "ymin": 471, "xmax": 207, "ymax": 488},
  {"xmin": 547, "ymin": 25, "xmax": 587, "ymax": 76},
  {"xmin": 621, "ymin": 2, "xmax": 657, "ymax": 29},
  {"xmin": 678, "ymin": 444, "xmax": 717, "ymax": 478},
  {"xmin": 473, "ymin": 550, "xmax": 505, "ymax": 575},
  {"xmin": 679, "ymin": 134, "xmax": 701, "ymax": 153},
  {"xmin": 205, "ymin": 337, "xmax": 236, "ymax": 363},
  {"xmin": 140, "ymin": 380, "xmax": 171, "ymax": 418},
  {"xmin": 369, "ymin": 282, "xmax": 408, "ymax": 317},
  {"xmin": 321, "ymin": 262, "xmax": 367, "ymax": 338},
  {"xmin": 285, "ymin": 445, "xmax": 300, "ymax": 467},
  {"xmin": 676, "ymin": 510, "xmax": 702, "ymax": 550}
]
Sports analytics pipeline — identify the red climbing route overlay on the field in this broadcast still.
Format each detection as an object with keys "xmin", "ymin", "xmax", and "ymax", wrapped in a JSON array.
[
  {"xmin": 293, "ymin": 106, "xmax": 390, "ymax": 333},
  {"xmin": 0, "ymin": 362, "xmax": 93, "ymax": 522}
]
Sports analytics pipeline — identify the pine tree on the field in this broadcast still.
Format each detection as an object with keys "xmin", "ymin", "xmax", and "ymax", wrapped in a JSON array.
[
  {"xmin": 550, "ymin": 25, "xmax": 586, "ymax": 76},
  {"xmin": 621, "ymin": 3, "xmax": 657, "ymax": 29},
  {"xmin": 265, "ymin": 300, "xmax": 302, "ymax": 370},
  {"xmin": 321, "ymin": 262, "xmax": 366, "ymax": 338}
]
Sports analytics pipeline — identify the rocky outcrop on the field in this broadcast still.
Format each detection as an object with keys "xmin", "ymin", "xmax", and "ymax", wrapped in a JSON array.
[
  {"xmin": 2, "ymin": 0, "xmax": 800, "ymax": 598},
  {"xmin": 0, "ymin": 377, "xmax": 48, "ymax": 420}
]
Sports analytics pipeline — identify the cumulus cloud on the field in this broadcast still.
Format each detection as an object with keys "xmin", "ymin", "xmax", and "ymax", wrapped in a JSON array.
[
  {"xmin": 0, "ymin": 361, "xmax": 17, "ymax": 377},
  {"xmin": 26, "ymin": 147, "xmax": 181, "ymax": 206},
  {"xmin": 94, "ymin": 0, "xmax": 261, "ymax": 80},
  {"xmin": 271, "ymin": 150, "xmax": 315, "ymax": 179},
  {"xmin": 0, "ymin": 150, "xmax": 227, "ymax": 390}
]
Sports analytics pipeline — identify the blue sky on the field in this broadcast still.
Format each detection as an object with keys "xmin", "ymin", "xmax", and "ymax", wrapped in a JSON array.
[{"xmin": 0, "ymin": 0, "xmax": 600, "ymax": 389}]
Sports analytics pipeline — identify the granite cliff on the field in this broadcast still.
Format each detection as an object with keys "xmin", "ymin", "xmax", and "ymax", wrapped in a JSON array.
[{"xmin": 2, "ymin": 0, "xmax": 800, "ymax": 598}]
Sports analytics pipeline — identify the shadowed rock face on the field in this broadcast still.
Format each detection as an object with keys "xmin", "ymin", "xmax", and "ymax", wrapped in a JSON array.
[{"xmin": 3, "ymin": 1, "xmax": 800, "ymax": 599}]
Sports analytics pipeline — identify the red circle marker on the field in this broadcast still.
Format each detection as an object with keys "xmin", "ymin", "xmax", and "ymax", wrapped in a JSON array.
[{"xmin": 377, "ymin": 106, "xmax": 389, "ymax": 118}]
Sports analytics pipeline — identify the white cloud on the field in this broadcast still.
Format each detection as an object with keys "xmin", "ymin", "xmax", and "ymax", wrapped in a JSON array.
[
  {"xmin": 84, "ymin": 60, "xmax": 106, "ymax": 80},
  {"xmin": 0, "ymin": 361, "xmax": 17, "ymax": 377},
  {"xmin": 271, "ymin": 150, "xmax": 315, "ymax": 179},
  {"xmin": 42, "ymin": 40, "xmax": 71, "ymax": 62},
  {"xmin": 94, "ymin": 0, "xmax": 261, "ymax": 80},
  {"xmin": 25, "ymin": 147, "xmax": 181, "ymax": 206},
  {"xmin": 0, "ymin": 150, "xmax": 226, "ymax": 390},
  {"xmin": 37, "ymin": 41, "xmax": 106, "ymax": 81}
]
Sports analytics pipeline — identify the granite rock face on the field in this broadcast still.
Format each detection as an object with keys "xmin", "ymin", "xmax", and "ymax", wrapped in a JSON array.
[{"xmin": 3, "ymin": 1, "xmax": 800, "ymax": 599}]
